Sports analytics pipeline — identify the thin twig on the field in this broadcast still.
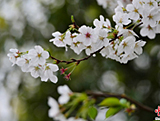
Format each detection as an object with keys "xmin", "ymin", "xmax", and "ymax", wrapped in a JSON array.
[{"xmin": 86, "ymin": 91, "xmax": 154, "ymax": 114}]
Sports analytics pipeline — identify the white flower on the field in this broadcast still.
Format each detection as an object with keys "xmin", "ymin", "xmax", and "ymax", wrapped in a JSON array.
[
  {"xmin": 78, "ymin": 25, "xmax": 97, "ymax": 46},
  {"xmin": 48, "ymin": 97, "xmax": 60, "ymax": 118},
  {"xmin": 134, "ymin": 40, "xmax": 146, "ymax": 55},
  {"xmin": 16, "ymin": 54, "xmax": 31, "ymax": 72},
  {"xmin": 115, "ymin": 1, "xmax": 125, "ymax": 13},
  {"xmin": 144, "ymin": 0, "xmax": 158, "ymax": 9},
  {"xmin": 118, "ymin": 36, "xmax": 136, "ymax": 55},
  {"xmin": 113, "ymin": 12, "xmax": 131, "ymax": 26},
  {"xmin": 41, "ymin": 63, "xmax": 59, "ymax": 83},
  {"xmin": 140, "ymin": 25, "xmax": 156, "ymax": 39},
  {"xmin": 29, "ymin": 64, "xmax": 43, "ymax": 78},
  {"xmin": 87, "ymin": 29, "xmax": 109, "ymax": 56},
  {"xmin": 85, "ymin": 46, "xmax": 94, "ymax": 56},
  {"xmin": 50, "ymin": 31, "xmax": 66, "ymax": 47},
  {"xmin": 93, "ymin": 15, "xmax": 111, "ymax": 30},
  {"xmin": 126, "ymin": 2, "xmax": 141, "ymax": 21},
  {"xmin": 70, "ymin": 37, "xmax": 85, "ymax": 55},
  {"xmin": 57, "ymin": 85, "xmax": 72, "ymax": 104},
  {"xmin": 142, "ymin": 8, "xmax": 160, "ymax": 27},
  {"xmin": 120, "ymin": 53, "xmax": 138, "ymax": 64},
  {"xmin": 7, "ymin": 48, "xmax": 19, "ymax": 66},
  {"xmin": 28, "ymin": 45, "xmax": 49, "ymax": 65},
  {"xmin": 63, "ymin": 31, "xmax": 75, "ymax": 46}
]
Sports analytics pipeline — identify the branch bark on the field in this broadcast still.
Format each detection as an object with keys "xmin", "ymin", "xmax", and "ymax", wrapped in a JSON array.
[
  {"xmin": 86, "ymin": 91, "xmax": 154, "ymax": 114},
  {"xmin": 50, "ymin": 46, "xmax": 104, "ymax": 65}
]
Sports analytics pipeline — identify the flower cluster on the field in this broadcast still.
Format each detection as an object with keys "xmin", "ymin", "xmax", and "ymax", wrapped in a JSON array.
[
  {"xmin": 113, "ymin": 0, "xmax": 160, "ymax": 39},
  {"xmin": 96, "ymin": 0, "xmax": 132, "ymax": 14},
  {"xmin": 7, "ymin": 45, "xmax": 59, "ymax": 83},
  {"xmin": 50, "ymin": 14, "xmax": 146, "ymax": 64}
]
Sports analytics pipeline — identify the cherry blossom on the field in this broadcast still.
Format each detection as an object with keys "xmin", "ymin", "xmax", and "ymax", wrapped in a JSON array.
[
  {"xmin": 77, "ymin": 25, "xmax": 97, "ymax": 46},
  {"xmin": 7, "ymin": 48, "xmax": 20, "ymax": 66},
  {"xmin": 134, "ymin": 40, "xmax": 146, "ymax": 55},
  {"xmin": 7, "ymin": 0, "xmax": 160, "ymax": 120},
  {"xmin": 29, "ymin": 64, "xmax": 43, "ymax": 78},
  {"xmin": 8, "ymin": 46, "xmax": 59, "ymax": 83},
  {"xmin": 70, "ymin": 37, "xmax": 85, "ymax": 55},
  {"xmin": 8, "ymin": 0, "xmax": 160, "ymax": 84},
  {"xmin": 142, "ymin": 8, "xmax": 160, "ymax": 27},
  {"xmin": 48, "ymin": 97, "xmax": 60, "ymax": 118},
  {"xmin": 50, "ymin": 31, "xmax": 66, "ymax": 47},
  {"xmin": 16, "ymin": 54, "xmax": 31, "ymax": 72},
  {"xmin": 140, "ymin": 25, "xmax": 157, "ymax": 39},
  {"xmin": 126, "ymin": 2, "xmax": 141, "ymax": 21},
  {"xmin": 28, "ymin": 45, "xmax": 49, "ymax": 65},
  {"xmin": 57, "ymin": 85, "xmax": 72, "ymax": 104},
  {"xmin": 118, "ymin": 36, "xmax": 136, "ymax": 55},
  {"xmin": 63, "ymin": 31, "xmax": 74, "ymax": 46},
  {"xmin": 113, "ymin": 12, "xmax": 131, "ymax": 26},
  {"xmin": 93, "ymin": 15, "xmax": 111, "ymax": 30},
  {"xmin": 41, "ymin": 63, "xmax": 59, "ymax": 83}
]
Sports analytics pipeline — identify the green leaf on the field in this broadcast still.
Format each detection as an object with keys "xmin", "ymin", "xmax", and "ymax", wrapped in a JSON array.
[
  {"xmin": 99, "ymin": 97, "xmax": 121, "ymax": 107},
  {"xmin": 106, "ymin": 107, "xmax": 122, "ymax": 118},
  {"xmin": 88, "ymin": 106, "xmax": 98, "ymax": 120}
]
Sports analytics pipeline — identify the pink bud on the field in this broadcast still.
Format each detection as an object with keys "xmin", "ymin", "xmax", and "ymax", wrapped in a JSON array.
[
  {"xmin": 65, "ymin": 73, "xmax": 71, "ymax": 80},
  {"xmin": 60, "ymin": 67, "xmax": 68, "ymax": 75}
]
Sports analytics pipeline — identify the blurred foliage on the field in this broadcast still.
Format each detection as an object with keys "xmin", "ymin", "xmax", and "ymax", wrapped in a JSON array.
[{"xmin": 0, "ymin": 0, "xmax": 160, "ymax": 121}]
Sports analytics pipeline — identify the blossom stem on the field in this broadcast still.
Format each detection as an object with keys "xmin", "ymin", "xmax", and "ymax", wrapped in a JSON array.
[{"xmin": 131, "ymin": 22, "xmax": 143, "ymax": 30}]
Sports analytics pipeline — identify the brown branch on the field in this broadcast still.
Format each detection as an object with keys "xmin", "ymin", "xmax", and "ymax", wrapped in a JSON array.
[
  {"xmin": 50, "ymin": 46, "xmax": 105, "ymax": 65},
  {"xmin": 86, "ymin": 91, "xmax": 154, "ymax": 114}
]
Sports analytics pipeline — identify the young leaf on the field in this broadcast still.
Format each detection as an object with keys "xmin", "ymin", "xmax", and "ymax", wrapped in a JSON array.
[
  {"xmin": 106, "ymin": 107, "xmax": 122, "ymax": 118},
  {"xmin": 88, "ymin": 106, "xmax": 98, "ymax": 120},
  {"xmin": 119, "ymin": 98, "xmax": 128, "ymax": 108},
  {"xmin": 99, "ymin": 97, "xmax": 121, "ymax": 107}
]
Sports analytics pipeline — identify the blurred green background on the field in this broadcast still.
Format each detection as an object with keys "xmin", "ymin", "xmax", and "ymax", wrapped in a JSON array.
[{"xmin": 0, "ymin": 0, "xmax": 160, "ymax": 121}]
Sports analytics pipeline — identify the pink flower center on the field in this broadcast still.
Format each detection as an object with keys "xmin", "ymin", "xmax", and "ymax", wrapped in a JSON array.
[{"xmin": 85, "ymin": 32, "xmax": 91, "ymax": 38}]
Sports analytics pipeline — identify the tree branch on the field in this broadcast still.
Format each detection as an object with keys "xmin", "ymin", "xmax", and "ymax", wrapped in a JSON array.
[
  {"xmin": 50, "ymin": 46, "xmax": 104, "ymax": 65},
  {"xmin": 86, "ymin": 91, "xmax": 154, "ymax": 114}
]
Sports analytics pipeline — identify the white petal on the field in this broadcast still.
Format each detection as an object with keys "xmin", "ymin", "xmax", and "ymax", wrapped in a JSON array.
[
  {"xmin": 42, "ymin": 51, "xmax": 49, "ymax": 59},
  {"xmin": 140, "ymin": 27, "xmax": 148, "ymax": 36},
  {"xmin": 35, "ymin": 45, "xmax": 43, "ymax": 53},
  {"xmin": 16, "ymin": 58, "xmax": 25, "ymax": 66},
  {"xmin": 48, "ymin": 97, "xmax": 59, "ymax": 117},
  {"xmin": 52, "ymin": 31, "xmax": 61, "ymax": 37},
  {"xmin": 58, "ymin": 85, "xmax": 72, "ymax": 95},
  {"xmin": 50, "ymin": 74, "xmax": 58, "ymax": 83},
  {"xmin": 31, "ymin": 70, "xmax": 39, "ymax": 78},
  {"xmin": 48, "ymin": 63, "xmax": 59, "ymax": 72},
  {"xmin": 38, "ymin": 57, "xmax": 46, "ymax": 65},
  {"xmin": 135, "ymin": 47, "xmax": 142, "ymax": 55},
  {"xmin": 58, "ymin": 95, "xmax": 70, "ymax": 104}
]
